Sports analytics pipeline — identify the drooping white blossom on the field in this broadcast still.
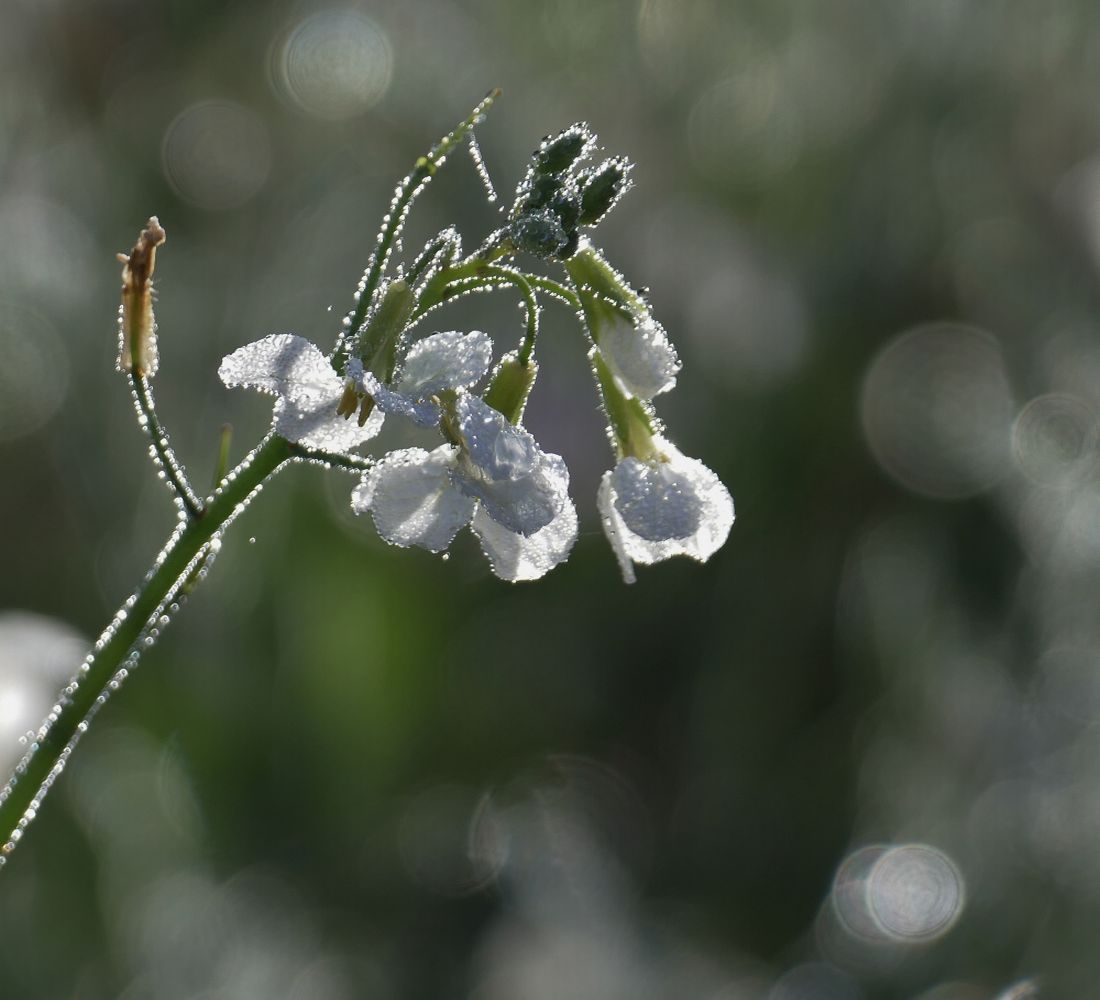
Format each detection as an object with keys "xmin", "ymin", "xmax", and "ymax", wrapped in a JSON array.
[
  {"xmin": 596, "ymin": 310, "xmax": 680, "ymax": 400},
  {"xmin": 218, "ymin": 334, "xmax": 382, "ymax": 451},
  {"xmin": 350, "ymin": 330, "xmax": 494, "ymax": 428},
  {"xmin": 597, "ymin": 437, "xmax": 733, "ymax": 584},
  {"xmin": 351, "ymin": 397, "xmax": 577, "ymax": 581}
]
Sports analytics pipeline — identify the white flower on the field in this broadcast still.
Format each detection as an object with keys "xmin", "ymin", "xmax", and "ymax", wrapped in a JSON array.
[
  {"xmin": 350, "ymin": 330, "xmax": 493, "ymax": 428},
  {"xmin": 597, "ymin": 437, "xmax": 733, "ymax": 584},
  {"xmin": 596, "ymin": 310, "xmax": 680, "ymax": 400},
  {"xmin": 218, "ymin": 334, "xmax": 382, "ymax": 452},
  {"xmin": 351, "ymin": 396, "xmax": 577, "ymax": 581}
]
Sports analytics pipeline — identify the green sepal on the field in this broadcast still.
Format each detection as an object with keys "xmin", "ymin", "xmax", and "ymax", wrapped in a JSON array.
[
  {"xmin": 592, "ymin": 350, "xmax": 657, "ymax": 461},
  {"xmin": 484, "ymin": 352, "xmax": 538, "ymax": 425},
  {"xmin": 356, "ymin": 278, "xmax": 417, "ymax": 380}
]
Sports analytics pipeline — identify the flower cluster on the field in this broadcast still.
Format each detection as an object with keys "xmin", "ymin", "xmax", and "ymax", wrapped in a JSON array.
[{"xmin": 217, "ymin": 110, "xmax": 732, "ymax": 583}]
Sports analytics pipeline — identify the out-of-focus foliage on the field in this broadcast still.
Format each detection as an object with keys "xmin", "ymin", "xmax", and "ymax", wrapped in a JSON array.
[{"xmin": 1, "ymin": 0, "xmax": 1098, "ymax": 995}]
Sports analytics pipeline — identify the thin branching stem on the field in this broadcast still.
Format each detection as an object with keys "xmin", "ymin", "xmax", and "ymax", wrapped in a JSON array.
[
  {"xmin": 335, "ymin": 90, "xmax": 501, "ymax": 365},
  {"xmin": 289, "ymin": 443, "xmax": 373, "ymax": 473},
  {"xmin": 129, "ymin": 373, "xmax": 204, "ymax": 519},
  {"xmin": 524, "ymin": 274, "xmax": 581, "ymax": 311},
  {"xmin": 481, "ymin": 265, "xmax": 539, "ymax": 365}
]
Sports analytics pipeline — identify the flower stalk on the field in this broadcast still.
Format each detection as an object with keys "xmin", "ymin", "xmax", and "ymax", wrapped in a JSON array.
[{"xmin": 0, "ymin": 434, "xmax": 292, "ymax": 860}]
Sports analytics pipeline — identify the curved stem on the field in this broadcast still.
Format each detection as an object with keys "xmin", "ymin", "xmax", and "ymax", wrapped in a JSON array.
[
  {"xmin": 0, "ymin": 434, "xmax": 293, "ymax": 863},
  {"xmin": 129, "ymin": 373, "xmax": 204, "ymax": 519},
  {"xmin": 525, "ymin": 274, "xmax": 581, "ymax": 311},
  {"xmin": 481, "ymin": 264, "xmax": 539, "ymax": 365}
]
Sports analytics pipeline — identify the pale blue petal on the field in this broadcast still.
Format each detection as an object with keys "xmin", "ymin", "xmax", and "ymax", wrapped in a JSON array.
[
  {"xmin": 471, "ymin": 493, "xmax": 578, "ymax": 582},
  {"xmin": 360, "ymin": 370, "xmax": 442, "ymax": 427},
  {"xmin": 455, "ymin": 394, "xmax": 539, "ymax": 481},
  {"xmin": 395, "ymin": 331, "xmax": 493, "ymax": 396},
  {"xmin": 599, "ymin": 438, "xmax": 734, "ymax": 573},
  {"xmin": 352, "ymin": 446, "xmax": 475, "ymax": 552}
]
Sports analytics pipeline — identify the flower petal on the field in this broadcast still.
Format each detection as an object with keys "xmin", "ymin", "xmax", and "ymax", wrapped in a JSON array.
[
  {"xmin": 275, "ymin": 393, "xmax": 383, "ymax": 452},
  {"xmin": 471, "ymin": 494, "xmax": 578, "ymax": 582},
  {"xmin": 455, "ymin": 394, "xmax": 539, "ymax": 481},
  {"xmin": 452, "ymin": 395, "xmax": 570, "ymax": 536},
  {"xmin": 598, "ymin": 313, "xmax": 680, "ymax": 399},
  {"xmin": 456, "ymin": 451, "xmax": 568, "ymax": 536},
  {"xmin": 218, "ymin": 334, "xmax": 337, "ymax": 399},
  {"xmin": 598, "ymin": 438, "xmax": 733, "ymax": 579},
  {"xmin": 352, "ymin": 446, "xmax": 475, "ymax": 552},
  {"xmin": 610, "ymin": 456, "xmax": 703, "ymax": 541},
  {"xmin": 219, "ymin": 334, "xmax": 380, "ymax": 450},
  {"xmin": 395, "ymin": 331, "xmax": 494, "ymax": 397},
  {"xmin": 597, "ymin": 473, "xmax": 636, "ymax": 585},
  {"xmin": 359, "ymin": 369, "xmax": 442, "ymax": 428}
]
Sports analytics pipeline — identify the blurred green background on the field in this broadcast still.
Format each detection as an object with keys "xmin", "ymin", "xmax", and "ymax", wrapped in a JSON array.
[{"xmin": 2, "ymin": 0, "xmax": 1098, "ymax": 996}]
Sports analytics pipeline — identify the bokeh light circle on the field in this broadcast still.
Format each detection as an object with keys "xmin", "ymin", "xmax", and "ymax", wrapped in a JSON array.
[
  {"xmin": 867, "ymin": 844, "xmax": 964, "ymax": 941},
  {"xmin": 162, "ymin": 100, "xmax": 271, "ymax": 210},
  {"xmin": 830, "ymin": 844, "xmax": 891, "ymax": 940},
  {"xmin": 1012, "ymin": 393, "xmax": 1097, "ymax": 487},
  {"xmin": 0, "ymin": 302, "xmax": 70, "ymax": 442},
  {"xmin": 861, "ymin": 322, "xmax": 1013, "ymax": 498},
  {"xmin": 275, "ymin": 10, "xmax": 393, "ymax": 120}
]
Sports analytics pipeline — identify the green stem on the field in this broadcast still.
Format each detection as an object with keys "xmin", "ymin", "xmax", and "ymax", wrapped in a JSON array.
[
  {"xmin": 482, "ymin": 265, "xmax": 539, "ymax": 365},
  {"xmin": 525, "ymin": 274, "xmax": 581, "ymax": 311},
  {"xmin": 0, "ymin": 434, "xmax": 293, "ymax": 862},
  {"xmin": 336, "ymin": 90, "xmax": 501, "ymax": 365},
  {"xmin": 405, "ymin": 230, "xmax": 459, "ymax": 288},
  {"xmin": 129, "ymin": 373, "xmax": 204, "ymax": 519},
  {"xmin": 591, "ymin": 350, "xmax": 658, "ymax": 462},
  {"xmin": 289, "ymin": 443, "xmax": 373, "ymax": 474}
]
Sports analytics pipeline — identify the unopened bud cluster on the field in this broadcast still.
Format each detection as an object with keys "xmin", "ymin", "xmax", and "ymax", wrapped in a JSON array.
[{"xmin": 508, "ymin": 124, "xmax": 631, "ymax": 262}]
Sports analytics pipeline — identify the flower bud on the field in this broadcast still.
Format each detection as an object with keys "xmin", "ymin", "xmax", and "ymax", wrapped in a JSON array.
[
  {"xmin": 578, "ymin": 158, "xmax": 632, "ymax": 226},
  {"xmin": 534, "ymin": 123, "xmax": 594, "ymax": 176},
  {"xmin": 549, "ymin": 193, "xmax": 581, "ymax": 232},
  {"xmin": 511, "ymin": 209, "xmax": 567, "ymax": 260},
  {"xmin": 516, "ymin": 173, "xmax": 563, "ymax": 215},
  {"xmin": 566, "ymin": 245, "xmax": 680, "ymax": 399},
  {"xmin": 355, "ymin": 278, "xmax": 416, "ymax": 381},
  {"xmin": 483, "ymin": 351, "xmax": 538, "ymax": 425}
]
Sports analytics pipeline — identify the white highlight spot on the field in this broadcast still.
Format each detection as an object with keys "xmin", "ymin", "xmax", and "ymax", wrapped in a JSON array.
[
  {"xmin": 276, "ymin": 11, "xmax": 393, "ymax": 120},
  {"xmin": 866, "ymin": 844, "xmax": 964, "ymax": 942},
  {"xmin": 0, "ymin": 303, "xmax": 69, "ymax": 442},
  {"xmin": 1013, "ymin": 393, "xmax": 1097, "ymax": 488},
  {"xmin": 861, "ymin": 323, "xmax": 1013, "ymax": 498},
  {"xmin": 162, "ymin": 101, "xmax": 271, "ymax": 211}
]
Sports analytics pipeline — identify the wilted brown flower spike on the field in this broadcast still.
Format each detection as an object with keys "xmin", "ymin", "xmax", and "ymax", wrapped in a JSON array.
[{"xmin": 117, "ymin": 216, "xmax": 166, "ymax": 377}]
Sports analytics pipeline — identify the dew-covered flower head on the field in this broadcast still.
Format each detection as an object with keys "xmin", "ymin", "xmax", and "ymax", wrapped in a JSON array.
[{"xmin": 598, "ymin": 438, "xmax": 734, "ymax": 584}]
